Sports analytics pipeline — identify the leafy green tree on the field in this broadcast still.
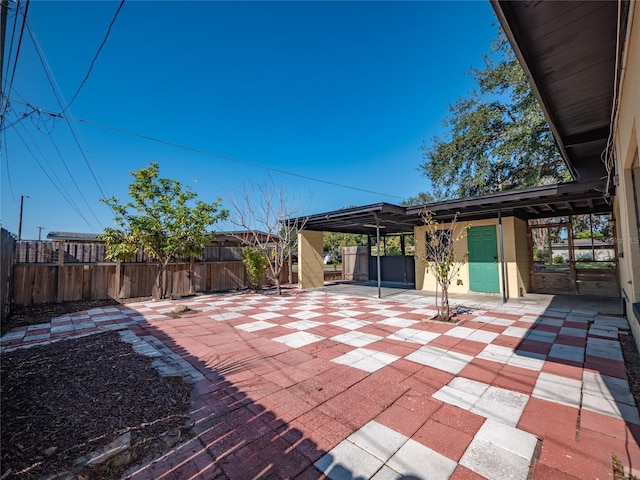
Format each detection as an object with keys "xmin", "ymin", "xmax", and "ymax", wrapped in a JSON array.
[
  {"xmin": 241, "ymin": 247, "xmax": 270, "ymax": 289},
  {"xmin": 100, "ymin": 162, "xmax": 228, "ymax": 299},
  {"xmin": 323, "ymin": 232, "xmax": 367, "ymax": 256},
  {"xmin": 401, "ymin": 192, "xmax": 434, "ymax": 206},
  {"xmin": 420, "ymin": 32, "xmax": 570, "ymax": 200}
]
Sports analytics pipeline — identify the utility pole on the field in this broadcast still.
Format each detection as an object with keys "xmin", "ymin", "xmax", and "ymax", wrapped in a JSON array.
[
  {"xmin": 17, "ymin": 194, "xmax": 29, "ymax": 240},
  {"xmin": 37, "ymin": 226, "xmax": 44, "ymax": 241}
]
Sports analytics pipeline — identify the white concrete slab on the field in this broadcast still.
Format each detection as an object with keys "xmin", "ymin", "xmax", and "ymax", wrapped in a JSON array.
[
  {"xmin": 386, "ymin": 438, "xmax": 457, "ymax": 480},
  {"xmin": 347, "ymin": 421, "xmax": 408, "ymax": 462},
  {"xmin": 548, "ymin": 344, "xmax": 584, "ymax": 363},
  {"xmin": 235, "ymin": 321, "xmax": 276, "ymax": 332},
  {"xmin": 532, "ymin": 372, "xmax": 582, "ymax": 408},
  {"xmin": 315, "ymin": 440, "xmax": 384, "ymax": 480},
  {"xmin": 331, "ymin": 331, "xmax": 382, "ymax": 347},
  {"xmin": 379, "ymin": 317, "xmax": 419, "ymax": 328},
  {"xmin": 272, "ymin": 331, "xmax": 324, "ymax": 348},
  {"xmin": 329, "ymin": 318, "xmax": 371, "ymax": 330},
  {"xmin": 283, "ymin": 320, "xmax": 323, "ymax": 331},
  {"xmin": 460, "ymin": 419, "xmax": 537, "ymax": 480}
]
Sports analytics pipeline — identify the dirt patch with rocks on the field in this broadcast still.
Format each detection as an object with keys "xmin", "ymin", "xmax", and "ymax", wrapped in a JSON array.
[{"xmin": 0, "ymin": 331, "xmax": 191, "ymax": 479}]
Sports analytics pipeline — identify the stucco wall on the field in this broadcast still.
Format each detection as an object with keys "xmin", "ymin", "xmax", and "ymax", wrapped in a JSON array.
[
  {"xmin": 414, "ymin": 216, "xmax": 528, "ymax": 299},
  {"xmin": 614, "ymin": 6, "xmax": 640, "ymax": 349},
  {"xmin": 298, "ymin": 230, "xmax": 324, "ymax": 290}
]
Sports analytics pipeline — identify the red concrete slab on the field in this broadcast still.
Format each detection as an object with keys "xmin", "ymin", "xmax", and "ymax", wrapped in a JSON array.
[
  {"xmin": 517, "ymin": 339, "xmax": 552, "ymax": 356},
  {"xmin": 451, "ymin": 339, "xmax": 489, "ymax": 357},
  {"xmin": 518, "ymin": 397, "xmax": 579, "ymax": 441},
  {"xmin": 584, "ymin": 357, "xmax": 628, "ymax": 379},
  {"xmin": 401, "ymin": 366, "xmax": 455, "ymax": 396},
  {"xmin": 541, "ymin": 360, "xmax": 583, "ymax": 380},
  {"xmin": 493, "ymin": 364, "xmax": 539, "ymax": 395},
  {"xmin": 538, "ymin": 437, "xmax": 613, "ymax": 480},
  {"xmin": 393, "ymin": 390, "xmax": 442, "ymax": 419},
  {"xmin": 458, "ymin": 359, "xmax": 500, "ymax": 385},
  {"xmin": 429, "ymin": 335, "xmax": 462, "ymax": 350},
  {"xmin": 492, "ymin": 335, "xmax": 524, "ymax": 349},
  {"xmin": 478, "ymin": 323, "xmax": 507, "ymax": 334},
  {"xmin": 450, "ymin": 464, "xmax": 489, "ymax": 480},
  {"xmin": 375, "ymin": 403, "xmax": 430, "ymax": 438},
  {"xmin": 530, "ymin": 463, "xmax": 582, "ymax": 480},
  {"xmin": 367, "ymin": 338, "xmax": 421, "ymax": 358},
  {"xmin": 312, "ymin": 341, "xmax": 355, "ymax": 360},
  {"xmin": 554, "ymin": 334, "xmax": 587, "ymax": 347},
  {"xmin": 430, "ymin": 403, "xmax": 486, "ymax": 437},
  {"xmin": 580, "ymin": 409, "xmax": 640, "ymax": 443},
  {"xmin": 578, "ymin": 427, "xmax": 640, "ymax": 471},
  {"xmin": 414, "ymin": 418, "xmax": 474, "ymax": 462}
]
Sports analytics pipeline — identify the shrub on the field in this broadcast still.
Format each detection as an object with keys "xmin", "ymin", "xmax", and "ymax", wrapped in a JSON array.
[{"xmin": 241, "ymin": 247, "xmax": 270, "ymax": 289}]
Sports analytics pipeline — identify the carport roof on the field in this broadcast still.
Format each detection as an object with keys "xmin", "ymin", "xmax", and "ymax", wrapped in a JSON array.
[
  {"xmin": 298, "ymin": 181, "xmax": 611, "ymax": 235},
  {"xmin": 491, "ymin": 0, "xmax": 628, "ymax": 185}
]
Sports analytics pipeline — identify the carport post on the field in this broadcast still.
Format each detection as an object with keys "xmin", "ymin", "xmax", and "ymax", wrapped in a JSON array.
[
  {"xmin": 374, "ymin": 213, "xmax": 381, "ymax": 299},
  {"xmin": 498, "ymin": 210, "xmax": 507, "ymax": 303}
]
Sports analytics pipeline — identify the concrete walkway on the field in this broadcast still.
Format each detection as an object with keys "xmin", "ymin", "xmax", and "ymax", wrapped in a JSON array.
[{"xmin": 2, "ymin": 287, "xmax": 638, "ymax": 479}]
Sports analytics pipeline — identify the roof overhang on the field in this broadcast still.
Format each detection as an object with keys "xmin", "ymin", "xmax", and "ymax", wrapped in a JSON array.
[
  {"xmin": 491, "ymin": 0, "xmax": 628, "ymax": 187},
  {"xmin": 298, "ymin": 183, "xmax": 611, "ymax": 235}
]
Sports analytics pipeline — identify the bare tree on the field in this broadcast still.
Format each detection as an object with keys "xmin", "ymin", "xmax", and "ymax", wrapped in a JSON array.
[
  {"xmin": 417, "ymin": 209, "xmax": 468, "ymax": 322},
  {"xmin": 228, "ymin": 179, "xmax": 308, "ymax": 295}
]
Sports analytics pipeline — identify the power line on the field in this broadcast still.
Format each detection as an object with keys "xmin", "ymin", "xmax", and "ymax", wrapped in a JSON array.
[
  {"xmin": 2, "ymin": 126, "xmax": 17, "ymax": 201},
  {"xmin": 11, "ymin": 119, "xmax": 97, "ymax": 231},
  {"xmin": 60, "ymin": 113, "xmax": 406, "ymax": 201},
  {"xmin": 24, "ymin": 19, "xmax": 111, "ymax": 204},
  {"xmin": 1, "ymin": 0, "xmax": 29, "ymax": 127},
  {"xmin": 63, "ymin": 0, "xmax": 125, "ymax": 112}
]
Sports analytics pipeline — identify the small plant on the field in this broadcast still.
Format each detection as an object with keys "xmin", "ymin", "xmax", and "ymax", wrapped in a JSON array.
[
  {"xmin": 553, "ymin": 255, "xmax": 565, "ymax": 264},
  {"xmin": 241, "ymin": 247, "xmax": 270, "ymax": 290},
  {"xmin": 418, "ymin": 209, "xmax": 468, "ymax": 322}
]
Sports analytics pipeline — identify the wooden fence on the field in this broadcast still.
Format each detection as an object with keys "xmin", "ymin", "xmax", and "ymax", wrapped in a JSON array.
[
  {"xmin": 1, "ymin": 229, "xmax": 16, "ymax": 322},
  {"xmin": 10, "ymin": 240, "xmax": 297, "ymax": 306},
  {"xmin": 12, "ymin": 261, "xmax": 248, "ymax": 305}
]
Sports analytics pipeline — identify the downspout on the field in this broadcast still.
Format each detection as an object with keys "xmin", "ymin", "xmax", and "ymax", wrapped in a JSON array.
[
  {"xmin": 498, "ymin": 210, "xmax": 507, "ymax": 303},
  {"xmin": 374, "ymin": 213, "xmax": 381, "ymax": 299}
]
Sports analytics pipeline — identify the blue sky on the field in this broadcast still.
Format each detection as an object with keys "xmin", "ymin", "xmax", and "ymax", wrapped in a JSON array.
[{"xmin": 1, "ymin": 1, "xmax": 499, "ymax": 239}]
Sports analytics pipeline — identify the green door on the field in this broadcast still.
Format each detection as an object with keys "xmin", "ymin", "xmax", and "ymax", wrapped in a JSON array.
[{"xmin": 468, "ymin": 226, "xmax": 500, "ymax": 293}]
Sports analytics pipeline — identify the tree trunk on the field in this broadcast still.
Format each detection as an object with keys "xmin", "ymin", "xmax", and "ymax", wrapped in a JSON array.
[
  {"xmin": 442, "ymin": 284, "xmax": 450, "ymax": 321},
  {"xmin": 155, "ymin": 264, "xmax": 163, "ymax": 300}
]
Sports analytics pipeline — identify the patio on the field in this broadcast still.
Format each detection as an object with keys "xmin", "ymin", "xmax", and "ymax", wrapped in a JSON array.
[{"xmin": 1, "ymin": 286, "xmax": 638, "ymax": 479}]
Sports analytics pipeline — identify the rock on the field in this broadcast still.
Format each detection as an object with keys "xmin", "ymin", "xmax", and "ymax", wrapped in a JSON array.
[
  {"xmin": 173, "ymin": 305, "xmax": 189, "ymax": 314},
  {"xmin": 44, "ymin": 446, "xmax": 58, "ymax": 456},
  {"xmin": 160, "ymin": 429, "xmax": 181, "ymax": 450},
  {"xmin": 73, "ymin": 431, "xmax": 131, "ymax": 469}
]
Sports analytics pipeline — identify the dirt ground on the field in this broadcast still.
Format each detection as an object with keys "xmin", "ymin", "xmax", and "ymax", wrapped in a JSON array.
[{"xmin": 0, "ymin": 332, "xmax": 191, "ymax": 480}]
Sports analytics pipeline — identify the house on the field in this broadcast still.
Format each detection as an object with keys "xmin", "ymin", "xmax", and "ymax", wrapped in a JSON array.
[{"xmin": 296, "ymin": 1, "xmax": 640, "ymax": 348}]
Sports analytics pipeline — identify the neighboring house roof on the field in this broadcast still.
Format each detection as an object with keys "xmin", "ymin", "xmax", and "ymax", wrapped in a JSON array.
[
  {"xmin": 45, "ymin": 231, "xmax": 277, "ymax": 244},
  {"xmin": 47, "ymin": 231, "xmax": 103, "ymax": 242}
]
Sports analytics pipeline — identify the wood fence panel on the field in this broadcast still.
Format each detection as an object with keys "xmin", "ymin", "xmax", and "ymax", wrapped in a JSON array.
[
  {"xmin": 13, "ymin": 265, "xmax": 57, "ymax": 304},
  {"xmin": 217, "ymin": 262, "xmax": 245, "ymax": 291},
  {"xmin": 1, "ymin": 228, "xmax": 16, "ymax": 323},
  {"xmin": 90, "ymin": 265, "xmax": 114, "ymax": 299},
  {"xmin": 61, "ymin": 265, "xmax": 85, "ymax": 301}
]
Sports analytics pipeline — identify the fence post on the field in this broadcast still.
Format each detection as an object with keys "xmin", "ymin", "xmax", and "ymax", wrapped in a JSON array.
[
  {"xmin": 189, "ymin": 257, "xmax": 195, "ymax": 294},
  {"xmin": 114, "ymin": 260, "xmax": 122, "ymax": 300},
  {"xmin": 56, "ymin": 242, "xmax": 65, "ymax": 303}
]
